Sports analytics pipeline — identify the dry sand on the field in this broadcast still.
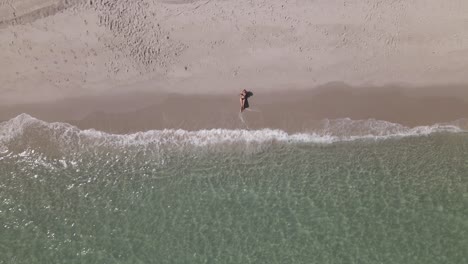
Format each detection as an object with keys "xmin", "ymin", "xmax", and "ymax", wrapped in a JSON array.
[{"xmin": 1, "ymin": 0, "xmax": 468, "ymax": 131}]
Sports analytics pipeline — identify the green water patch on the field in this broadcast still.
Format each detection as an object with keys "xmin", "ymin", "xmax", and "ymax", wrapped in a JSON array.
[{"xmin": 0, "ymin": 134, "xmax": 467, "ymax": 263}]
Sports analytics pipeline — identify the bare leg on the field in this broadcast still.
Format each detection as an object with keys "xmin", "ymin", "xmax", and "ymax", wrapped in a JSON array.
[{"xmin": 240, "ymin": 98, "xmax": 245, "ymax": 112}]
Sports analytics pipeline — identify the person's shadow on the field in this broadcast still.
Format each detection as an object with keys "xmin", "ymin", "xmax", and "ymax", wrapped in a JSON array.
[{"xmin": 244, "ymin": 91, "xmax": 253, "ymax": 109}]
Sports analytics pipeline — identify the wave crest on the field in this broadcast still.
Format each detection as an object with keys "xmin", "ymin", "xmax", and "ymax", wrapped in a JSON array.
[
  {"xmin": 316, "ymin": 118, "xmax": 465, "ymax": 137},
  {"xmin": 0, "ymin": 114, "xmax": 466, "ymax": 151}
]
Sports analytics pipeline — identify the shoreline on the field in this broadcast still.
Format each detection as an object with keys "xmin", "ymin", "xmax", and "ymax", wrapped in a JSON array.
[{"xmin": 1, "ymin": 84, "xmax": 468, "ymax": 134}]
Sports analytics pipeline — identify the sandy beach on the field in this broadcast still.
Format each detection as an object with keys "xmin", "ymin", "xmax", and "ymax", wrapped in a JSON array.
[
  {"xmin": 2, "ymin": 2, "xmax": 468, "ymax": 263},
  {"xmin": 1, "ymin": 0, "xmax": 468, "ymax": 131}
]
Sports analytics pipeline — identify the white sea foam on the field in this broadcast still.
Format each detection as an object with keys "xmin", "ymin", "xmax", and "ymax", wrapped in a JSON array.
[{"xmin": 0, "ymin": 114, "xmax": 466, "ymax": 149}]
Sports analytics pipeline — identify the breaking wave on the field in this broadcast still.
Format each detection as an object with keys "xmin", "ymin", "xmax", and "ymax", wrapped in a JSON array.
[{"xmin": 0, "ymin": 114, "xmax": 466, "ymax": 152}]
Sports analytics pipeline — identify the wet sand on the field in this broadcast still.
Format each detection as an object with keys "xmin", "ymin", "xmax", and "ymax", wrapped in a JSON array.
[{"xmin": 1, "ymin": 83, "xmax": 467, "ymax": 134}]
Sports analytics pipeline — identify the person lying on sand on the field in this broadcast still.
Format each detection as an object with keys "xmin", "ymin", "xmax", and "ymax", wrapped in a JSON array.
[{"xmin": 239, "ymin": 89, "xmax": 253, "ymax": 112}]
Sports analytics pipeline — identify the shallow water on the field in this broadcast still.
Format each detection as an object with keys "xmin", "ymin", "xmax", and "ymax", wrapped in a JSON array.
[{"xmin": 1, "ymin": 115, "xmax": 467, "ymax": 263}]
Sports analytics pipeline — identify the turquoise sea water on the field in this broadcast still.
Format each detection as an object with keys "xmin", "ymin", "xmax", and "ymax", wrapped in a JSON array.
[{"xmin": 1, "ymin": 115, "xmax": 467, "ymax": 263}]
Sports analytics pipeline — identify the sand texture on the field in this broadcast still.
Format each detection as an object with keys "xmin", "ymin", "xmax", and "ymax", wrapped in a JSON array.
[{"xmin": 1, "ymin": 0, "xmax": 468, "ymax": 129}]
